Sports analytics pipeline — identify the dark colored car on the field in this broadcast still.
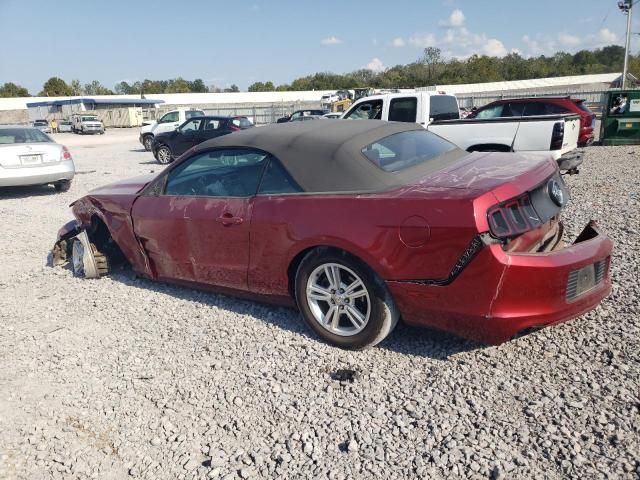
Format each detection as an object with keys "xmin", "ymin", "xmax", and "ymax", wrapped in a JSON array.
[
  {"xmin": 276, "ymin": 109, "xmax": 328, "ymax": 123},
  {"xmin": 152, "ymin": 116, "xmax": 254, "ymax": 164},
  {"xmin": 469, "ymin": 97, "xmax": 596, "ymax": 147},
  {"xmin": 53, "ymin": 121, "xmax": 612, "ymax": 349}
]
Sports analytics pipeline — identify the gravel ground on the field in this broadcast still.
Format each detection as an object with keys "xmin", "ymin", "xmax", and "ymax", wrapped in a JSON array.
[{"xmin": 0, "ymin": 130, "xmax": 638, "ymax": 480}]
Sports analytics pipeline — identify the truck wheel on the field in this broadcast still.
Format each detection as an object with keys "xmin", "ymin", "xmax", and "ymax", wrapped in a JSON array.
[{"xmin": 142, "ymin": 135, "xmax": 154, "ymax": 151}]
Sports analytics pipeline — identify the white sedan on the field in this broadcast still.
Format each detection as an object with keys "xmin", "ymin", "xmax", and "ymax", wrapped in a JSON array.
[{"xmin": 0, "ymin": 126, "xmax": 75, "ymax": 192}]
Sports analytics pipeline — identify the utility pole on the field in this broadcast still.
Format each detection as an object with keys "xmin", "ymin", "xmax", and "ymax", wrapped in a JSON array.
[{"xmin": 619, "ymin": 0, "xmax": 633, "ymax": 89}]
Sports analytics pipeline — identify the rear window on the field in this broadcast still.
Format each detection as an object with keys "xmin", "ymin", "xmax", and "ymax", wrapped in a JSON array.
[
  {"xmin": 0, "ymin": 128, "xmax": 52, "ymax": 144},
  {"xmin": 232, "ymin": 117, "xmax": 254, "ymax": 128},
  {"xmin": 389, "ymin": 97, "xmax": 417, "ymax": 122},
  {"xmin": 361, "ymin": 130, "xmax": 457, "ymax": 172},
  {"xmin": 185, "ymin": 110, "xmax": 205, "ymax": 119},
  {"xmin": 429, "ymin": 95, "xmax": 459, "ymax": 121}
]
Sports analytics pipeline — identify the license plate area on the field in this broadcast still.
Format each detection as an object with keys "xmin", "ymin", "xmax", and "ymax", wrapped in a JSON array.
[
  {"xmin": 20, "ymin": 154, "xmax": 42, "ymax": 165},
  {"xmin": 566, "ymin": 259, "xmax": 606, "ymax": 301}
]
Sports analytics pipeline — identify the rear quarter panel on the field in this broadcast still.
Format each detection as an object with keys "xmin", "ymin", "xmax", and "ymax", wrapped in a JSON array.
[{"xmin": 249, "ymin": 191, "xmax": 480, "ymax": 296}]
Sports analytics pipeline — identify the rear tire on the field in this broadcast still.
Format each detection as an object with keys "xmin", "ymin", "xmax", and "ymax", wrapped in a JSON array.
[
  {"xmin": 54, "ymin": 180, "xmax": 71, "ymax": 192},
  {"xmin": 295, "ymin": 249, "xmax": 399, "ymax": 349},
  {"xmin": 156, "ymin": 145, "xmax": 173, "ymax": 164}
]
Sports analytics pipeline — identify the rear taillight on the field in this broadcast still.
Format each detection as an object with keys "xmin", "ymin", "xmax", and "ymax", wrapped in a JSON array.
[
  {"xmin": 229, "ymin": 124, "xmax": 241, "ymax": 131},
  {"xmin": 550, "ymin": 121, "xmax": 564, "ymax": 150},
  {"xmin": 487, "ymin": 193, "xmax": 542, "ymax": 239},
  {"xmin": 61, "ymin": 146, "xmax": 72, "ymax": 160}
]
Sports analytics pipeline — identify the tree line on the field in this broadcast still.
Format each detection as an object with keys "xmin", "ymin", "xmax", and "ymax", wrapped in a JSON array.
[{"xmin": 1, "ymin": 45, "xmax": 638, "ymax": 98}]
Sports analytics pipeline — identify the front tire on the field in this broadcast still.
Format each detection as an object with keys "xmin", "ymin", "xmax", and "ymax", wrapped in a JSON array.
[
  {"xmin": 71, "ymin": 239, "xmax": 109, "ymax": 278},
  {"xmin": 156, "ymin": 145, "xmax": 173, "ymax": 164},
  {"xmin": 142, "ymin": 135, "xmax": 154, "ymax": 151},
  {"xmin": 295, "ymin": 249, "xmax": 399, "ymax": 349}
]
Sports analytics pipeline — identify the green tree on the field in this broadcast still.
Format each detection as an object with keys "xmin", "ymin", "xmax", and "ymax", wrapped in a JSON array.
[
  {"xmin": 223, "ymin": 84, "xmax": 240, "ymax": 92},
  {"xmin": 248, "ymin": 81, "xmax": 276, "ymax": 92},
  {"xmin": 0, "ymin": 82, "xmax": 30, "ymax": 97},
  {"xmin": 114, "ymin": 81, "xmax": 135, "ymax": 94},
  {"xmin": 39, "ymin": 77, "xmax": 74, "ymax": 96},
  {"xmin": 70, "ymin": 79, "xmax": 83, "ymax": 96},
  {"xmin": 84, "ymin": 80, "xmax": 113, "ymax": 95},
  {"xmin": 188, "ymin": 79, "xmax": 207, "ymax": 93}
]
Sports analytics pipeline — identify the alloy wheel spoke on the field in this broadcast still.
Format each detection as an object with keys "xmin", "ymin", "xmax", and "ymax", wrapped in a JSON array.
[
  {"xmin": 324, "ymin": 265, "xmax": 341, "ymax": 290},
  {"xmin": 308, "ymin": 283, "xmax": 332, "ymax": 302},
  {"xmin": 345, "ymin": 305, "xmax": 365, "ymax": 329},
  {"xmin": 322, "ymin": 305, "xmax": 339, "ymax": 327},
  {"xmin": 344, "ymin": 279, "xmax": 366, "ymax": 299}
]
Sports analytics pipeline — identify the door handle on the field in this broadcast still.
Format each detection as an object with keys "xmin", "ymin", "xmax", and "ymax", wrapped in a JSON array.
[{"xmin": 216, "ymin": 213, "xmax": 243, "ymax": 226}]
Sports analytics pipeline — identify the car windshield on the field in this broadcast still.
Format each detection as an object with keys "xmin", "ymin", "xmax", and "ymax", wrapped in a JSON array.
[
  {"xmin": 82, "ymin": 117, "xmax": 99, "ymax": 122},
  {"xmin": 33, "ymin": 121, "xmax": 47, "ymax": 126},
  {"xmin": 361, "ymin": 130, "xmax": 457, "ymax": 172},
  {"xmin": 0, "ymin": 128, "xmax": 52, "ymax": 144}
]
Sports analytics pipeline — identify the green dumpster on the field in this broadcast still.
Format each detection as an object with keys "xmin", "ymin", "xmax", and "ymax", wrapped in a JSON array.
[{"xmin": 600, "ymin": 90, "xmax": 640, "ymax": 146}]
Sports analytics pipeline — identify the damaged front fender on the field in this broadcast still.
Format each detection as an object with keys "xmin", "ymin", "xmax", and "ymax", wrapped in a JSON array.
[{"xmin": 51, "ymin": 220, "xmax": 84, "ymax": 266}]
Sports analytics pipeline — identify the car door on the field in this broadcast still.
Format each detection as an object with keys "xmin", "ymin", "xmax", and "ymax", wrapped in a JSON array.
[
  {"xmin": 131, "ymin": 148, "xmax": 269, "ymax": 290},
  {"xmin": 153, "ymin": 111, "xmax": 181, "ymax": 135},
  {"xmin": 199, "ymin": 118, "xmax": 226, "ymax": 142},
  {"xmin": 171, "ymin": 118, "xmax": 204, "ymax": 156}
]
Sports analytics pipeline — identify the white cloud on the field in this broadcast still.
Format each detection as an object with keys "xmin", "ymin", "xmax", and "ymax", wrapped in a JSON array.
[
  {"xmin": 391, "ymin": 37, "xmax": 406, "ymax": 47},
  {"xmin": 366, "ymin": 57, "xmax": 385, "ymax": 72},
  {"xmin": 482, "ymin": 38, "xmax": 508, "ymax": 57},
  {"xmin": 409, "ymin": 33, "xmax": 436, "ymax": 48},
  {"xmin": 558, "ymin": 32, "xmax": 581, "ymax": 48},
  {"xmin": 320, "ymin": 36, "xmax": 342, "ymax": 46},
  {"xmin": 593, "ymin": 28, "xmax": 617, "ymax": 44},
  {"xmin": 440, "ymin": 8, "xmax": 465, "ymax": 27}
]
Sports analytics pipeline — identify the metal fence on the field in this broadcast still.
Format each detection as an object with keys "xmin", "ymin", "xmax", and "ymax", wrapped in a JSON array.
[{"xmin": 142, "ymin": 101, "xmax": 322, "ymax": 125}]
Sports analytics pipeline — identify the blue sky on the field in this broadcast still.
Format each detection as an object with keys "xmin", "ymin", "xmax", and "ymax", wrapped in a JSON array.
[{"xmin": 0, "ymin": 0, "xmax": 637, "ymax": 93}]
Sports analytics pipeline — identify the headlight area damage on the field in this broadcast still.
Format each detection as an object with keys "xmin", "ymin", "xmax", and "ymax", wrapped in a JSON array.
[{"xmin": 51, "ymin": 219, "xmax": 124, "ymax": 278}]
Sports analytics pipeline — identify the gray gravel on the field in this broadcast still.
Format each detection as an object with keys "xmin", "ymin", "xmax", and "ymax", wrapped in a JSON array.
[{"xmin": 0, "ymin": 130, "xmax": 638, "ymax": 480}]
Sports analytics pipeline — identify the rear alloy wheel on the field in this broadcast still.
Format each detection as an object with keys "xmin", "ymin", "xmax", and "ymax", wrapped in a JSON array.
[
  {"xmin": 71, "ymin": 233, "xmax": 109, "ymax": 279},
  {"xmin": 142, "ymin": 135, "xmax": 154, "ymax": 151},
  {"xmin": 54, "ymin": 180, "xmax": 71, "ymax": 192},
  {"xmin": 295, "ymin": 250, "xmax": 399, "ymax": 349},
  {"xmin": 156, "ymin": 145, "xmax": 173, "ymax": 164}
]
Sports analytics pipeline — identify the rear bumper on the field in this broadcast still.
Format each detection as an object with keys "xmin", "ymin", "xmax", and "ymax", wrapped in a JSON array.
[
  {"xmin": 0, "ymin": 160, "xmax": 75, "ymax": 187},
  {"xmin": 388, "ymin": 222, "xmax": 613, "ymax": 344},
  {"xmin": 557, "ymin": 149, "xmax": 584, "ymax": 173}
]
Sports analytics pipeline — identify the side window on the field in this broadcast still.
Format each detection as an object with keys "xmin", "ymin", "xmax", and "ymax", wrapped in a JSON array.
[
  {"xmin": 258, "ymin": 158, "xmax": 303, "ymax": 195},
  {"xmin": 546, "ymin": 104, "xmax": 571, "ymax": 114},
  {"xmin": 290, "ymin": 111, "xmax": 302, "ymax": 119},
  {"xmin": 204, "ymin": 119, "xmax": 220, "ymax": 130},
  {"xmin": 159, "ymin": 112, "xmax": 178, "ymax": 123},
  {"xmin": 179, "ymin": 118, "xmax": 202, "ymax": 132},
  {"xmin": 389, "ymin": 97, "xmax": 417, "ymax": 122},
  {"xmin": 344, "ymin": 100, "xmax": 383, "ymax": 120},
  {"xmin": 506, "ymin": 103, "xmax": 526, "ymax": 116},
  {"xmin": 474, "ymin": 104, "xmax": 504, "ymax": 119},
  {"xmin": 164, "ymin": 149, "xmax": 268, "ymax": 197},
  {"xmin": 522, "ymin": 102, "xmax": 548, "ymax": 116}
]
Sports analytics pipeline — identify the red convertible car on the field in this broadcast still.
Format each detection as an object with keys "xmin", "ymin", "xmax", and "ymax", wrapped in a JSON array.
[{"xmin": 52, "ymin": 121, "xmax": 612, "ymax": 348}]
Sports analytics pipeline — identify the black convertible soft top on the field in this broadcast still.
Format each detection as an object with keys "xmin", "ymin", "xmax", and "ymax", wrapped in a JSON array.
[{"xmin": 193, "ymin": 120, "xmax": 466, "ymax": 193}]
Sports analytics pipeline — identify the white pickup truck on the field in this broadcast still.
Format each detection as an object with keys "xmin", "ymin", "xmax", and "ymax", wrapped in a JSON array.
[
  {"xmin": 139, "ymin": 108, "xmax": 205, "ymax": 151},
  {"xmin": 342, "ymin": 92, "xmax": 583, "ymax": 172}
]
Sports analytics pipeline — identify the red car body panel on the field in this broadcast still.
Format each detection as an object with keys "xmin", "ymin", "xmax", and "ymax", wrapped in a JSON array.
[{"xmin": 61, "ymin": 137, "xmax": 612, "ymax": 345}]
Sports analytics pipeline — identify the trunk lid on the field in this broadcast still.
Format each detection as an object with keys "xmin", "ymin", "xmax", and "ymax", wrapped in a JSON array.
[
  {"xmin": 0, "ymin": 143, "xmax": 63, "ymax": 168},
  {"xmin": 408, "ymin": 151, "xmax": 557, "ymax": 202}
]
